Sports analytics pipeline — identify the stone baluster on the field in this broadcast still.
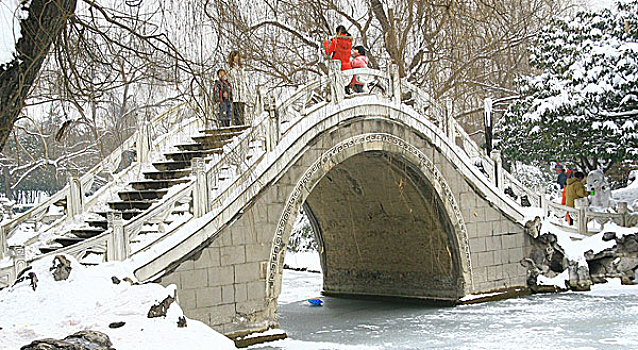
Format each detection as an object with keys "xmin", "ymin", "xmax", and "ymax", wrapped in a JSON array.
[
  {"xmin": 618, "ymin": 201, "xmax": 628, "ymax": 227},
  {"xmin": 490, "ymin": 150, "xmax": 504, "ymax": 191},
  {"xmin": 9, "ymin": 245, "xmax": 26, "ymax": 278},
  {"xmin": 256, "ymin": 85, "xmax": 268, "ymax": 119},
  {"xmin": 106, "ymin": 212, "xmax": 128, "ymax": 261},
  {"xmin": 328, "ymin": 59, "xmax": 344, "ymax": 104},
  {"xmin": 444, "ymin": 98, "xmax": 455, "ymax": 141},
  {"xmin": 191, "ymin": 157, "xmax": 209, "ymax": 218},
  {"xmin": 136, "ymin": 114, "xmax": 151, "ymax": 164},
  {"xmin": 390, "ymin": 64, "xmax": 401, "ymax": 104},
  {"xmin": 265, "ymin": 96, "xmax": 279, "ymax": 153},
  {"xmin": 575, "ymin": 198, "xmax": 589, "ymax": 234},
  {"xmin": 67, "ymin": 171, "xmax": 83, "ymax": 222},
  {"xmin": 0, "ymin": 226, "xmax": 5, "ymax": 260}
]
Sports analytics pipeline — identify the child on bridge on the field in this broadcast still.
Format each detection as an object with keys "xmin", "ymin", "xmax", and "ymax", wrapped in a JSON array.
[{"xmin": 213, "ymin": 69, "xmax": 233, "ymax": 127}]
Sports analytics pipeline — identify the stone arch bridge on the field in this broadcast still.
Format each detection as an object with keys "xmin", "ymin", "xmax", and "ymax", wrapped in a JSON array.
[{"xmin": 0, "ymin": 63, "xmax": 541, "ymax": 336}]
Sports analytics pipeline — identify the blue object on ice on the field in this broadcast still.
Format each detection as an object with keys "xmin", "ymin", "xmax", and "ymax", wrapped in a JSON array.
[{"xmin": 307, "ymin": 298, "xmax": 323, "ymax": 306}]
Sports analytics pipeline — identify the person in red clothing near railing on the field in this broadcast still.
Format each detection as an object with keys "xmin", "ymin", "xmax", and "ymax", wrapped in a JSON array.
[{"xmin": 323, "ymin": 25, "xmax": 353, "ymax": 71}]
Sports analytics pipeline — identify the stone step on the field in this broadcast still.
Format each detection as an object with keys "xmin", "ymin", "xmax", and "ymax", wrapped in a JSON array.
[
  {"xmin": 190, "ymin": 134, "xmax": 238, "ymax": 147},
  {"xmin": 108, "ymin": 200, "xmax": 156, "ymax": 211},
  {"xmin": 143, "ymin": 169, "xmax": 191, "ymax": 181},
  {"xmin": 39, "ymin": 246, "xmax": 63, "ymax": 254},
  {"xmin": 200, "ymin": 125, "xmax": 250, "ymax": 135},
  {"xmin": 130, "ymin": 178, "xmax": 190, "ymax": 190},
  {"xmin": 152, "ymin": 160, "xmax": 192, "ymax": 171},
  {"xmin": 176, "ymin": 141, "xmax": 229, "ymax": 152},
  {"xmin": 118, "ymin": 189, "xmax": 169, "ymax": 201},
  {"xmin": 70, "ymin": 227, "xmax": 105, "ymax": 239},
  {"xmin": 86, "ymin": 219, "xmax": 108, "ymax": 230},
  {"xmin": 54, "ymin": 236, "xmax": 84, "ymax": 247},
  {"xmin": 163, "ymin": 149, "xmax": 223, "ymax": 162},
  {"xmin": 95, "ymin": 209, "xmax": 144, "ymax": 220}
]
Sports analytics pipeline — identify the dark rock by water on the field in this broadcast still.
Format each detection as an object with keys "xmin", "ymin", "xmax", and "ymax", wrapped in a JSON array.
[
  {"xmin": 50, "ymin": 255, "xmax": 72, "ymax": 281},
  {"xmin": 21, "ymin": 330, "xmax": 113, "ymax": 350},
  {"xmin": 147, "ymin": 295, "xmax": 175, "ymax": 318}
]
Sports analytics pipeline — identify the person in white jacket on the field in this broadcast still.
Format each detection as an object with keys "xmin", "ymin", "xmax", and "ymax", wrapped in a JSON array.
[{"xmin": 227, "ymin": 51, "xmax": 251, "ymax": 125}]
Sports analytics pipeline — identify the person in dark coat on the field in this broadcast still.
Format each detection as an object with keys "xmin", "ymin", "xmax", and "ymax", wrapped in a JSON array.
[
  {"xmin": 323, "ymin": 25, "xmax": 353, "ymax": 71},
  {"xmin": 556, "ymin": 164, "xmax": 568, "ymax": 189},
  {"xmin": 213, "ymin": 69, "xmax": 233, "ymax": 127}
]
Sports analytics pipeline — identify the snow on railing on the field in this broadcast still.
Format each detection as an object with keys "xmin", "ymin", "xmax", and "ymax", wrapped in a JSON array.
[{"xmin": 546, "ymin": 199, "xmax": 638, "ymax": 235}]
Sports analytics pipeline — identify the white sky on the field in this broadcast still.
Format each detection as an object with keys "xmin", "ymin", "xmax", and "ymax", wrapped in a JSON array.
[{"xmin": 0, "ymin": 0, "xmax": 23, "ymax": 65}]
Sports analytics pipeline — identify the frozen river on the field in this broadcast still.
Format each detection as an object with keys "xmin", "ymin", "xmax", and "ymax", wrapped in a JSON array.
[{"xmin": 250, "ymin": 270, "xmax": 638, "ymax": 350}]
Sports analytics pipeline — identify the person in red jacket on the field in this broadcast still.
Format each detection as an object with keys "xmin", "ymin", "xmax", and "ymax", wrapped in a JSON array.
[{"xmin": 323, "ymin": 25, "xmax": 353, "ymax": 71}]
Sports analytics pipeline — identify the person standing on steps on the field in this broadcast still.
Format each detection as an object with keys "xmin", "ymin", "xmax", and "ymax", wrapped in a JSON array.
[
  {"xmin": 213, "ymin": 68, "xmax": 233, "ymax": 127},
  {"xmin": 323, "ymin": 25, "xmax": 353, "ymax": 71},
  {"xmin": 227, "ymin": 51, "xmax": 250, "ymax": 126},
  {"xmin": 348, "ymin": 45, "xmax": 369, "ymax": 94}
]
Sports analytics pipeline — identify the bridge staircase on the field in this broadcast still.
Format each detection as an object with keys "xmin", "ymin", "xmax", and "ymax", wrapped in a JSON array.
[{"xmin": 38, "ymin": 126, "xmax": 248, "ymax": 260}]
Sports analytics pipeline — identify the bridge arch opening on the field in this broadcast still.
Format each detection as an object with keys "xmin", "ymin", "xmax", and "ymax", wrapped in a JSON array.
[
  {"xmin": 304, "ymin": 150, "xmax": 463, "ymax": 300},
  {"xmin": 269, "ymin": 134, "xmax": 472, "ymax": 309}
]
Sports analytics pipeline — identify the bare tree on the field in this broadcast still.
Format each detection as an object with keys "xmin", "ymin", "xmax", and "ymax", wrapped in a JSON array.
[{"xmin": 205, "ymin": 0, "xmax": 570, "ymax": 131}]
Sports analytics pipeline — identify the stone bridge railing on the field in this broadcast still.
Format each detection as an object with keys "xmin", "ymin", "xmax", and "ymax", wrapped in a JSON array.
[{"xmin": 0, "ymin": 62, "xmax": 566, "ymax": 288}]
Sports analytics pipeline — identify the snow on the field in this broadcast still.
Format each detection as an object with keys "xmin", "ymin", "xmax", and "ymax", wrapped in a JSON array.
[
  {"xmin": 0, "ymin": 255, "xmax": 236, "ymax": 349},
  {"xmin": 0, "ymin": 0, "xmax": 27, "ymax": 65},
  {"xmin": 539, "ymin": 219, "xmax": 630, "ymax": 266},
  {"xmin": 537, "ymin": 270, "xmax": 569, "ymax": 289},
  {"xmin": 284, "ymin": 251, "xmax": 321, "ymax": 272}
]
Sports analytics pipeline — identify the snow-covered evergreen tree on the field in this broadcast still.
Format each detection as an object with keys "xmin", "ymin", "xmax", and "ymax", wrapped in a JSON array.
[{"xmin": 498, "ymin": 0, "xmax": 638, "ymax": 172}]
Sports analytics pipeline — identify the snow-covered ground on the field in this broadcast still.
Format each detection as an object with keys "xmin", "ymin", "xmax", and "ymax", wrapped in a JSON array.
[{"xmin": 0, "ymin": 256, "xmax": 236, "ymax": 349}]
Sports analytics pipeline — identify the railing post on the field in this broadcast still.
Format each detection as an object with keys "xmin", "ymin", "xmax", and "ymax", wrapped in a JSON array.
[
  {"xmin": 136, "ymin": 114, "xmax": 150, "ymax": 163},
  {"xmin": 0, "ymin": 226, "xmax": 5, "ymax": 260},
  {"xmin": 67, "ymin": 171, "xmax": 83, "ymax": 221},
  {"xmin": 191, "ymin": 157, "xmax": 208, "ymax": 218},
  {"xmin": 265, "ymin": 96, "xmax": 279, "ymax": 152},
  {"xmin": 256, "ymin": 85, "xmax": 268, "ymax": 119},
  {"xmin": 445, "ymin": 98, "xmax": 455, "ymax": 141},
  {"xmin": 484, "ymin": 97, "xmax": 493, "ymax": 155},
  {"xmin": 328, "ymin": 59, "xmax": 344, "ymax": 104},
  {"xmin": 541, "ymin": 195, "xmax": 548, "ymax": 216},
  {"xmin": 107, "ymin": 212, "xmax": 127, "ymax": 261},
  {"xmin": 575, "ymin": 198, "xmax": 589, "ymax": 234},
  {"xmin": 9, "ymin": 245, "xmax": 26, "ymax": 278},
  {"xmin": 390, "ymin": 64, "xmax": 401, "ymax": 104},
  {"xmin": 618, "ymin": 201, "xmax": 628, "ymax": 227},
  {"xmin": 490, "ymin": 150, "xmax": 503, "ymax": 191}
]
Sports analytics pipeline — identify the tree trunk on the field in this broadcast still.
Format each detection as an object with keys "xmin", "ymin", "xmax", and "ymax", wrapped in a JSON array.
[{"xmin": 0, "ymin": 0, "xmax": 78, "ymax": 151}]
